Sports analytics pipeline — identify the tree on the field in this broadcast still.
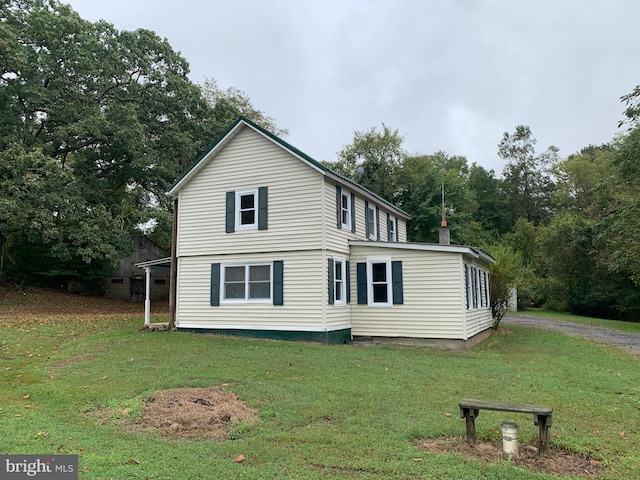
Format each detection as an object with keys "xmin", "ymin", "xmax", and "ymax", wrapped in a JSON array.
[
  {"xmin": 0, "ymin": 0, "xmax": 216, "ymax": 285},
  {"xmin": 552, "ymin": 145, "xmax": 613, "ymax": 212},
  {"xmin": 468, "ymin": 163, "xmax": 510, "ymax": 234},
  {"xmin": 487, "ymin": 240, "xmax": 532, "ymax": 329},
  {"xmin": 325, "ymin": 124, "xmax": 405, "ymax": 202},
  {"xmin": 498, "ymin": 125, "xmax": 558, "ymax": 225},
  {"xmin": 619, "ymin": 84, "xmax": 640, "ymax": 128},
  {"xmin": 593, "ymin": 125, "xmax": 640, "ymax": 287},
  {"xmin": 395, "ymin": 152, "xmax": 476, "ymax": 244},
  {"xmin": 200, "ymin": 78, "xmax": 288, "ymax": 137}
]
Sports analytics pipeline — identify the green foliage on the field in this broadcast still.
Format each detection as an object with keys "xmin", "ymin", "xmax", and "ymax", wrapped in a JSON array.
[
  {"xmin": 200, "ymin": 78, "xmax": 288, "ymax": 137},
  {"xmin": 468, "ymin": 163, "xmax": 511, "ymax": 234},
  {"xmin": 498, "ymin": 125, "xmax": 558, "ymax": 225},
  {"xmin": 486, "ymin": 240, "xmax": 533, "ymax": 328},
  {"xmin": 397, "ymin": 152, "xmax": 476, "ymax": 243},
  {"xmin": 0, "ymin": 0, "xmax": 273, "ymax": 286},
  {"xmin": 326, "ymin": 123, "xmax": 406, "ymax": 202},
  {"xmin": 593, "ymin": 125, "xmax": 640, "ymax": 289}
]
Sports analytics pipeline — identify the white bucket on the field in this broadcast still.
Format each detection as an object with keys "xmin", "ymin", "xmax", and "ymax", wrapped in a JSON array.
[{"xmin": 501, "ymin": 421, "xmax": 519, "ymax": 455}]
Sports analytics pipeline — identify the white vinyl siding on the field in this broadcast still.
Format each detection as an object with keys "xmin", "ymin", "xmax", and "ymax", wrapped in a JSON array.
[
  {"xmin": 177, "ymin": 128, "xmax": 324, "ymax": 257},
  {"xmin": 177, "ymin": 252, "xmax": 329, "ymax": 331},
  {"xmin": 350, "ymin": 245, "xmax": 467, "ymax": 339}
]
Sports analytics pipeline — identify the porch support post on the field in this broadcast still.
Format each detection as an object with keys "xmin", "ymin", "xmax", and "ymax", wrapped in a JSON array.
[{"xmin": 144, "ymin": 266, "xmax": 151, "ymax": 325}]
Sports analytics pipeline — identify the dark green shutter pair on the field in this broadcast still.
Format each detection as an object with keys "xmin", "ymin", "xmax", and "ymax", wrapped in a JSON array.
[
  {"xmin": 210, "ymin": 261, "xmax": 283, "ymax": 306},
  {"xmin": 225, "ymin": 187, "xmax": 268, "ymax": 233},
  {"xmin": 327, "ymin": 258, "xmax": 350, "ymax": 304},
  {"xmin": 356, "ymin": 261, "xmax": 404, "ymax": 305}
]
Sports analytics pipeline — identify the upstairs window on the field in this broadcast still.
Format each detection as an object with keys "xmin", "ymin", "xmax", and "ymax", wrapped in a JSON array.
[
  {"xmin": 367, "ymin": 205, "xmax": 377, "ymax": 240},
  {"xmin": 237, "ymin": 190, "xmax": 257, "ymax": 229},
  {"xmin": 341, "ymin": 191, "xmax": 351, "ymax": 229},
  {"xmin": 336, "ymin": 186, "xmax": 355, "ymax": 232},
  {"xmin": 388, "ymin": 215, "xmax": 397, "ymax": 242},
  {"xmin": 226, "ymin": 187, "xmax": 268, "ymax": 233}
]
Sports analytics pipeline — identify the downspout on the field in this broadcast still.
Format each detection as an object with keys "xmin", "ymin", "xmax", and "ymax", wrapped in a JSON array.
[{"xmin": 169, "ymin": 198, "xmax": 178, "ymax": 330}]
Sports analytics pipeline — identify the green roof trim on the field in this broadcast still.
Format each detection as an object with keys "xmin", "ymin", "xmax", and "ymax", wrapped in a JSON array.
[{"xmin": 166, "ymin": 116, "xmax": 410, "ymax": 218}]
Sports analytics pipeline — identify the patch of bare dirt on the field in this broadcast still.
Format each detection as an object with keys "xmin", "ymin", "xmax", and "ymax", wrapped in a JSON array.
[
  {"xmin": 96, "ymin": 387, "xmax": 259, "ymax": 441},
  {"xmin": 418, "ymin": 435, "xmax": 603, "ymax": 478}
]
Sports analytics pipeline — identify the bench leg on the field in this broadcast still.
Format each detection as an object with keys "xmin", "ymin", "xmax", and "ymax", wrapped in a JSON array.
[
  {"xmin": 462, "ymin": 408, "xmax": 479, "ymax": 445},
  {"xmin": 538, "ymin": 415, "xmax": 550, "ymax": 456}
]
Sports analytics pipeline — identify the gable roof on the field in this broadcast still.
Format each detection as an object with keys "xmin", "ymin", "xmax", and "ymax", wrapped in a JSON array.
[{"xmin": 166, "ymin": 116, "xmax": 411, "ymax": 219}]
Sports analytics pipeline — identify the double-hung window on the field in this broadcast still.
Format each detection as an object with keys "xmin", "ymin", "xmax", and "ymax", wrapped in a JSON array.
[
  {"xmin": 236, "ymin": 190, "xmax": 258, "ymax": 230},
  {"xmin": 388, "ymin": 216, "xmax": 397, "ymax": 242},
  {"xmin": 226, "ymin": 187, "xmax": 267, "ymax": 233},
  {"xmin": 367, "ymin": 257, "xmax": 392, "ymax": 306},
  {"xmin": 222, "ymin": 264, "xmax": 271, "ymax": 302},
  {"xmin": 341, "ymin": 192, "xmax": 351, "ymax": 229},
  {"xmin": 367, "ymin": 204, "xmax": 377, "ymax": 240},
  {"xmin": 334, "ymin": 257, "xmax": 346, "ymax": 305}
]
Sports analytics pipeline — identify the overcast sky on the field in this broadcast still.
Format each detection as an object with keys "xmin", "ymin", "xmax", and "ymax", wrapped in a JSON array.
[{"xmin": 64, "ymin": 0, "xmax": 640, "ymax": 173}]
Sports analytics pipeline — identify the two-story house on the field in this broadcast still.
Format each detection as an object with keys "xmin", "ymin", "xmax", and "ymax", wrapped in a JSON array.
[{"xmin": 139, "ymin": 117, "xmax": 495, "ymax": 348}]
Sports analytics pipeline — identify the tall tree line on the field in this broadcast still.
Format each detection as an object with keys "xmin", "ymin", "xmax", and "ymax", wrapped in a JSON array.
[
  {"xmin": 2, "ymin": 1, "xmax": 638, "ymax": 320},
  {"xmin": 0, "ymin": 0, "xmax": 281, "ymax": 290},
  {"xmin": 326, "ymin": 109, "xmax": 640, "ymax": 320}
]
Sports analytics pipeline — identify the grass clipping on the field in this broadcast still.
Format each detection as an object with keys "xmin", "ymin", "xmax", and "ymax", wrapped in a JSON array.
[{"xmin": 139, "ymin": 387, "xmax": 258, "ymax": 440}]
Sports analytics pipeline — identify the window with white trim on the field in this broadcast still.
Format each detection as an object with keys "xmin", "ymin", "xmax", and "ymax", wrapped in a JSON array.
[
  {"xmin": 367, "ymin": 204, "xmax": 377, "ymax": 240},
  {"xmin": 236, "ymin": 190, "xmax": 258, "ymax": 230},
  {"xmin": 367, "ymin": 257, "xmax": 392, "ymax": 306},
  {"xmin": 465, "ymin": 263, "xmax": 490, "ymax": 310},
  {"xmin": 334, "ymin": 257, "xmax": 346, "ymax": 305},
  {"xmin": 388, "ymin": 216, "xmax": 397, "ymax": 242},
  {"xmin": 341, "ymin": 192, "xmax": 351, "ymax": 229},
  {"xmin": 222, "ymin": 263, "xmax": 271, "ymax": 302}
]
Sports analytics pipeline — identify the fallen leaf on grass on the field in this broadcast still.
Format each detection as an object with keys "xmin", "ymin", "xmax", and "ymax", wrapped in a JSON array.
[
  {"xmin": 22, "ymin": 394, "xmax": 31, "ymax": 399},
  {"xmin": 413, "ymin": 458, "xmax": 423, "ymax": 462},
  {"xmin": 127, "ymin": 459, "xmax": 140, "ymax": 465},
  {"xmin": 234, "ymin": 454, "xmax": 245, "ymax": 463},
  {"xmin": 619, "ymin": 431, "xmax": 625, "ymax": 438},
  {"xmin": 444, "ymin": 412, "xmax": 452, "ymax": 418}
]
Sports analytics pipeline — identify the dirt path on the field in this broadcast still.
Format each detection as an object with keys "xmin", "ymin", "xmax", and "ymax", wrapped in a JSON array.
[{"xmin": 503, "ymin": 314, "xmax": 640, "ymax": 356}]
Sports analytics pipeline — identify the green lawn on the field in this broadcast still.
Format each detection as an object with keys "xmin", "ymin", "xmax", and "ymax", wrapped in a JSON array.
[{"xmin": 1, "ymin": 312, "xmax": 639, "ymax": 479}]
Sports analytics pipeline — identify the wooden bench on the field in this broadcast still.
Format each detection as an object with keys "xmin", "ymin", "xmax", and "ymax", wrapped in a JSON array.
[{"xmin": 459, "ymin": 398, "xmax": 553, "ymax": 456}]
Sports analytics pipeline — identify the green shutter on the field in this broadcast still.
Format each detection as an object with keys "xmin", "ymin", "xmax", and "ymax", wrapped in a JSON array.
[
  {"xmin": 364, "ymin": 201, "xmax": 370, "ymax": 238},
  {"xmin": 225, "ymin": 192, "xmax": 235, "ymax": 233},
  {"xmin": 350, "ymin": 193, "xmax": 356, "ymax": 233},
  {"xmin": 273, "ymin": 260, "xmax": 283, "ymax": 305},
  {"xmin": 258, "ymin": 186, "xmax": 268, "ymax": 230},
  {"xmin": 376, "ymin": 207, "xmax": 380, "ymax": 241},
  {"xmin": 356, "ymin": 262, "xmax": 367, "ymax": 304},
  {"xmin": 327, "ymin": 258, "xmax": 334, "ymax": 305},
  {"xmin": 346, "ymin": 260, "xmax": 351, "ymax": 303},
  {"xmin": 387, "ymin": 213, "xmax": 391, "ymax": 241},
  {"xmin": 336, "ymin": 186, "xmax": 342, "ymax": 228},
  {"xmin": 210, "ymin": 263, "xmax": 221, "ymax": 306},
  {"xmin": 465, "ymin": 264, "xmax": 471, "ymax": 309},
  {"xmin": 392, "ymin": 260, "xmax": 403, "ymax": 305}
]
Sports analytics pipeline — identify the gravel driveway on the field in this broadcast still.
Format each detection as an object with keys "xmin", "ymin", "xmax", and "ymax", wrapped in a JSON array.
[{"xmin": 503, "ymin": 314, "xmax": 640, "ymax": 356}]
